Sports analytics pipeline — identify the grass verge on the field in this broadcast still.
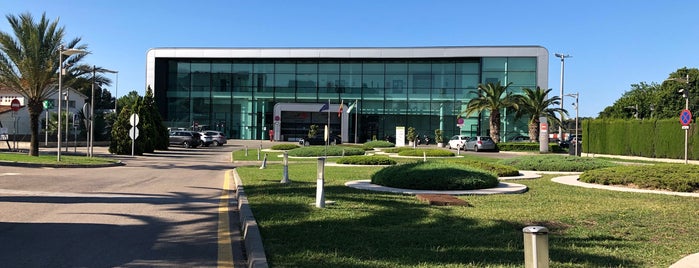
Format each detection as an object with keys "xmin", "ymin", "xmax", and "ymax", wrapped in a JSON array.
[
  {"xmin": 236, "ymin": 163, "xmax": 699, "ymax": 267},
  {"xmin": 0, "ymin": 152, "xmax": 118, "ymax": 165}
]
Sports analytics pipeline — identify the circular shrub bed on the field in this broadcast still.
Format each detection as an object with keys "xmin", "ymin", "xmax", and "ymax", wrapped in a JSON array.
[
  {"xmin": 363, "ymin": 140, "xmax": 395, "ymax": 149},
  {"xmin": 445, "ymin": 159, "xmax": 519, "ymax": 177},
  {"xmin": 335, "ymin": 155, "xmax": 397, "ymax": 165},
  {"xmin": 498, "ymin": 155, "xmax": 616, "ymax": 172},
  {"xmin": 270, "ymin": 144, "xmax": 300, "ymax": 150},
  {"xmin": 288, "ymin": 146, "xmax": 365, "ymax": 157},
  {"xmin": 371, "ymin": 162, "xmax": 499, "ymax": 190},
  {"xmin": 580, "ymin": 163, "xmax": 699, "ymax": 192},
  {"xmin": 397, "ymin": 148, "xmax": 455, "ymax": 157}
]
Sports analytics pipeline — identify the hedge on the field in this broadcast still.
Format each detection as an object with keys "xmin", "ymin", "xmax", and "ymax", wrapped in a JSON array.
[
  {"xmin": 371, "ymin": 161, "xmax": 499, "ymax": 190},
  {"xmin": 498, "ymin": 142, "xmax": 564, "ymax": 153}
]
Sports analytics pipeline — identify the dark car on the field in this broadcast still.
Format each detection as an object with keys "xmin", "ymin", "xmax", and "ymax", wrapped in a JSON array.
[
  {"xmin": 299, "ymin": 134, "xmax": 341, "ymax": 146},
  {"xmin": 169, "ymin": 131, "xmax": 202, "ymax": 148}
]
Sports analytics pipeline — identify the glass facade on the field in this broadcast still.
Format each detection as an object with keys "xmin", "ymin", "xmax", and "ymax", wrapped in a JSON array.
[{"xmin": 154, "ymin": 56, "xmax": 538, "ymax": 142}]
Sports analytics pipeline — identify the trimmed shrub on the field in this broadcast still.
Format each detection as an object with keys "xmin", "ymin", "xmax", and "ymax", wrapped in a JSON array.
[
  {"xmin": 371, "ymin": 162, "xmax": 499, "ymax": 190},
  {"xmin": 397, "ymin": 148, "xmax": 455, "ymax": 157},
  {"xmin": 364, "ymin": 140, "xmax": 395, "ymax": 149},
  {"xmin": 271, "ymin": 144, "xmax": 300, "ymax": 150},
  {"xmin": 288, "ymin": 146, "xmax": 365, "ymax": 157},
  {"xmin": 444, "ymin": 159, "xmax": 520, "ymax": 177},
  {"xmin": 335, "ymin": 155, "xmax": 397, "ymax": 165},
  {"xmin": 498, "ymin": 155, "xmax": 617, "ymax": 172},
  {"xmin": 381, "ymin": 147, "xmax": 415, "ymax": 154},
  {"xmin": 580, "ymin": 164, "xmax": 699, "ymax": 192},
  {"xmin": 498, "ymin": 142, "xmax": 564, "ymax": 153}
]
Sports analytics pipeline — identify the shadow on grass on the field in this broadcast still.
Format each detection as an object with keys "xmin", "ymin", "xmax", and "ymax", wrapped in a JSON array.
[{"xmin": 243, "ymin": 182, "xmax": 640, "ymax": 267}]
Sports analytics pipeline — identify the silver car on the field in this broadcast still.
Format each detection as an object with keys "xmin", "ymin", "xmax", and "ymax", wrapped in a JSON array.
[
  {"xmin": 199, "ymin": 131, "xmax": 227, "ymax": 146},
  {"xmin": 465, "ymin": 136, "xmax": 497, "ymax": 152}
]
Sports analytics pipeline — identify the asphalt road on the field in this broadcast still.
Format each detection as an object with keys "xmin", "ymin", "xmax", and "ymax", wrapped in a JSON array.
[{"xmin": 0, "ymin": 145, "xmax": 244, "ymax": 268}]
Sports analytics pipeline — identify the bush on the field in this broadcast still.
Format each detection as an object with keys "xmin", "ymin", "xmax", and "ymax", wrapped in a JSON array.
[
  {"xmin": 381, "ymin": 147, "xmax": 415, "ymax": 154},
  {"xmin": 288, "ymin": 146, "xmax": 365, "ymax": 157},
  {"xmin": 271, "ymin": 144, "xmax": 300, "ymax": 150},
  {"xmin": 335, "ymin": 155, "xmax": 397, "ymax": 165},
  {"xmin": 445, "ymin": 159, "xmax": 520, "ymax": 177},
  {"xmin": 363, "ymin": 140, "xmax": 395, "ymax": 149},
  {"xmin": 498, "ymin": 142, "xmax": 564, "ymax": 153},
  {"xmin": 579, "ymin": 164, "xmax": 699, "ymax": 192},
  {"xmin": 498, "ymin": 155, "xmax": 617, "ymax": 172},
  {"xmin": 371, "ymin": 162, "xmax": 499, "ymax": 190},
  {"xmin": 397, "ymin": 148, "xmax": 455, "ymax": 157}
]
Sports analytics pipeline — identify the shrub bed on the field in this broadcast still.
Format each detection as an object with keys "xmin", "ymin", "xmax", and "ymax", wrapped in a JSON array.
[
  {"xmin": 498, "ymin": 142, "xmax": 564, "ymax": 153},
  {"xmin": 397, "ymin": 148, "xmax": 455, "ymax": 157},
  {"xmin": 498, "ymin": 155, "xmax": 617, "ymax": 172},
  {"xmin": 381, "ymin": 147, "xmax": 414, "ymax": 154},
  {"xmin": 287, "ymin": 146, "xmax": 365, "ymax": 157},
  {"xmin": 270, "ymin": 144, "xmax": 300, "ymax": 150},
  {"xmin": 444, "ymin": 159, "xmax": 520, "ymax": 177},
  {"xmin": 371, "ymin": 161, "xmax": 499, "ymax": 190},
  {"xmin": 335, "ymin": 155, "xmax": 397, "ymax": 165},
  {"xmin": 579, "ymin": 164, "xmax": 699, "ymax": 192},
  {"xmin": 363, "ymin": 140, "xmax": 395, "ymax": 149}
]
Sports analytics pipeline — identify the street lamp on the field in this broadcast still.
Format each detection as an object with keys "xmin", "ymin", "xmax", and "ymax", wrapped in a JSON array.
[
  {"xmin": 666, "ymin": 74, "xmax": 690, "ymax": 164},
  {"xmin": 89, "ymin": 67, "xmax": 118, "ymax": 157},
  {"xmin": 57, "ymin": 45, "xmax": 87, "ymax": 161},
  {"xmin": 555, "ymin": 53, "xmax": 571, "ymax": 142},
  {"xmin": 565, "ymin": 92, "xmax": 580, "ymax": 156}
]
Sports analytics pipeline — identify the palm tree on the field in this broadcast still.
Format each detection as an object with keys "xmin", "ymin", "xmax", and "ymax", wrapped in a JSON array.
[
  {"xmin": 513, "ymin": 87, "xmax": 568, "ymax": 142},
  {"xmin": 461, "ymin": 82, "xmax": 519, "ymax": 143},
  {"xmin": 0, "ymin": 12, "xmax": 87, "ymax": 156}
]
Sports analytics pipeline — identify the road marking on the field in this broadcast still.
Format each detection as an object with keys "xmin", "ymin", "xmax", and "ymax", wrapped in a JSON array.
[
  {"xmin": 0, "ymin": 173, "xmax": 21, "ymax": 176},
  {"xmin": 217, "ymin": 171, "xmax": 234, "ymax": 267}
]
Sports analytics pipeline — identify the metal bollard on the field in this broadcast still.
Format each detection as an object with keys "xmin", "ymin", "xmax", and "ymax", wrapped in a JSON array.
[
  {"xmin": 423, "ymin": 151, "xmax": 426, "ymax": 162},
  {"xmin": 457, "ymin": 146, "xmax": 461, "ymax": 155},
  {"xmin": 342, "ymin": 149, "xmax": 345, "ymax": 157},
  {"xmin": 523, "ymin": 226, "xmax": 549, "ymax": 268},
  {"xmin": 315, "ymin": 157, "xmax": 325, "ymax": 208},
  {"xmin": 245, "ymin": 145, "xmax": 248, "ymax": 156},
  {"xmin": 260, "ymin": 153, "xmax": 267, "ymax": 169},
  {"xmin": 280, "ymin": 151, "xmax": 290, "ymax": 183},
  {"xmin": 257, "ymin": 147, "xmax": 260, "ymax": 160}
]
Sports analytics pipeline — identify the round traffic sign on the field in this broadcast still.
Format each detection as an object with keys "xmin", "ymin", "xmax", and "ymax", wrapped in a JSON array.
[
  {"xmin": 457, "ymin": 117, "xmax": 464, "ymax": 124},
  {"xmin": 680, "ymin": 109, "xmax": 692, "ymax": 126},
  {"xmin": 129, "ymin": 113, "xmax": 140, "ymax": 126},
  {"xmin": 129, "ymin": 126, "xmax": 139, "ymax": 139},
  {"xmin": 10, "ymin": 99, "xmax": 20, "ymax": 112}
]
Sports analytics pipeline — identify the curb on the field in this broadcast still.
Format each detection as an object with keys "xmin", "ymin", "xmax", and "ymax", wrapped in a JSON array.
[{"xmin": 231, "ymin": 170, "xmax": 269, "ymax": 268}]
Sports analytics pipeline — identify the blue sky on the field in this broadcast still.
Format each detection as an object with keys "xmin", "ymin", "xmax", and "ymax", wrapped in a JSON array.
[{"xmin": 1, "ymin": 0, "xmax": 698, "ymax": 117}]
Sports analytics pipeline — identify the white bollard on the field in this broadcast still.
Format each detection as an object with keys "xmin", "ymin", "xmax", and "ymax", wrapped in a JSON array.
[
  {"xmin": 315, "ymin": 157, "xmax": 326, "ymax": 208},
  {"xmin": 260, "ymin": 153, "xmax": 267, "ymax": 169},
  {"xmin": 423, "ymin": 151, "xmax": 427, "ymax": 162},
  {"xmin": 245, "ymin": 145, "xmax": 248, "ymax": 156},
  {"xmin": 280, "ymin": 151, "xmax": 290, "ymax": 183},
  {"xmin": 523, "ymin": 226, "xmax": 549, "ymax": 268}
]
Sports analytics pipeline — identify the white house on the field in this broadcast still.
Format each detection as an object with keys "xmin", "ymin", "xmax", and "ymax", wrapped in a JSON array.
[{"xmin": 0, "ymin": 87, "xmax": 88, "ymax": 139}]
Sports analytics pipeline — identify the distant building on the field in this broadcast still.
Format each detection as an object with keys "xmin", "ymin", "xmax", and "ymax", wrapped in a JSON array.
[
  {"xmin": 146, "ymin": 46, "xmax": 548, "ymax": 142},
  {"xmin": 0, "ymin": 87, "xmax": 87, "ymax": 138}
]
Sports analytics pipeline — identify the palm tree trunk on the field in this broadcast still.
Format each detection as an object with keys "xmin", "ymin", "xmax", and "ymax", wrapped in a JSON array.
[
  {"xmin": 490, "ymin": 110, "xmax": 501, "ymax": 143},
  {"xmin": 27, "ymin": 99, "xmax": 42, "ymax": 156},
  {"xmin": 528, "ymin": 119, "xmax": 539, "ymax": 142}
]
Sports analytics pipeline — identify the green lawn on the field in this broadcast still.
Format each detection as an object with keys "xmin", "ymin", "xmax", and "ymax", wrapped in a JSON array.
[
  {"xmin": 236, "ymin": 162, "xmax": 699, "ymax": 267},
  {"xmin": 0, "ymin": 152, "xmax": 117, "ymax": 165}
]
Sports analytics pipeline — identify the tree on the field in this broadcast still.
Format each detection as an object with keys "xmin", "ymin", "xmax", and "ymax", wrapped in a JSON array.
[
  {"xmin": 0, "ymin": 12, "xmax": 87, "ymax": 156},
  {"xmin": 513, "ymin": 87, "xmax": 568, "ymax": 142},
  {"xmin": 461, "ymin": 82, "xmax": 519, "ymax": 143},
  {"xmin": 109, "ymin": 88, "xmax": 168, "ymax": 155}
]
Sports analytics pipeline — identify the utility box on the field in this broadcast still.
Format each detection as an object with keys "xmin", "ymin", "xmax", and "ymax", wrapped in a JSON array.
[{"xmin": 523, "ymin": 226, "xmax": 549, "ymax": 268}]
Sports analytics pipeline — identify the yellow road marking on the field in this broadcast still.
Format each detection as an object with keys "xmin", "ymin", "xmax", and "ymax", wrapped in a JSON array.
[{"xmin": 217, "ymin": 171, "xmax": 234, "ymax": 267}]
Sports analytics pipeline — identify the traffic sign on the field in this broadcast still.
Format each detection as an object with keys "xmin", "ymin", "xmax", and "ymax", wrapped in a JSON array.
[
  {"xmin": 129, "ymin": 113, "xmax": 140, "ymax": 126},
  {"xmin": 129, "ymin": 126, "xmax": 139, "ymax": 139},
  {"xmin": 10, "ymin": 99, "xmax": 20, "ymax": 112},
  {"xmin": 680, "ymin": 109, "xmax": 692, "ymax": 126},
  {"xmin": 42, "ymin": 100, "xmax": 54, "ymax": 110}
]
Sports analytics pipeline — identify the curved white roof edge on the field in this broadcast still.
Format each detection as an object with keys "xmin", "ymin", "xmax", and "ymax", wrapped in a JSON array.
[{"xmin": 146, "ymin": 46, "xmax": 549, "ymax": 92}]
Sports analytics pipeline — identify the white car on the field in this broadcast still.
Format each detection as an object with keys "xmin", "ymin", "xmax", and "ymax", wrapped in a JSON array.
[{"xmin": 447, "ymin": 135, "xmax": 469, "ymax": 150}]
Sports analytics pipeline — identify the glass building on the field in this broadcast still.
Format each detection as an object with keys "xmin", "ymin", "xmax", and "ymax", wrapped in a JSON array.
[{"xmin": 146, "ymin": 46, "xmax": 548, "ymax": 142}]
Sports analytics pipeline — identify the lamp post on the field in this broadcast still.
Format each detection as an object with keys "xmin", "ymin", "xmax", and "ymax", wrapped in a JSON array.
[
  {"xmin": 57, "ymin": 45, "xmax": 87, "ymax": 161},
  {"xmin": 89, "ymin": 67, "xmax": 118, "ymax": 157},
  {"xmin": 555, "ymin": 53, "xmax": 571, "ymax": 142},
  {"xmin": 114, "ymin": 71, "xmax": 119, "ymax": 113},
  {"xmin": 666, "ymin": 74, "xmax": 690, "ymax": 164},
  {"xmin": 565, "ymin": 92, "xmax": 580, "ymax": 156}
]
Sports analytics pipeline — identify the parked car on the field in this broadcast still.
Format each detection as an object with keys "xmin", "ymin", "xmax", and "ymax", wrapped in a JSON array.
[
  {"xmin": 510, "ymin": 135, "xmax": 531, "ymax": 142},
  {"xmin": 465, "ymin": 136, "xmax": 497, "ymax": 152},
  {"xmin": 559, "ymin": 135, "xmax": 580, "ymax": 148},
  {"xmin": 447, "ymin": 135, "xmax": 469, "ymax": 150},
  {"xmin": 199, "ymin": 130, "xmax": 227, "ymax": 146},
  {"xmin": 299, "ymin": 134, "xmax": 341, "ymax": 146},
  {"xmin": 169, "ymin": 131, "xmax": 202, "ymax": 148}
]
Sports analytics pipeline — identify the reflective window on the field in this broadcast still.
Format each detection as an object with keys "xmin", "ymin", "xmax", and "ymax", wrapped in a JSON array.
[
  {"xmin": 482, "ymin": 58, "xmax": 507, "ymax": 71},
  {"xmin": 507, "ymin": 58, "xmax": 536, "ymax": 71}
]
